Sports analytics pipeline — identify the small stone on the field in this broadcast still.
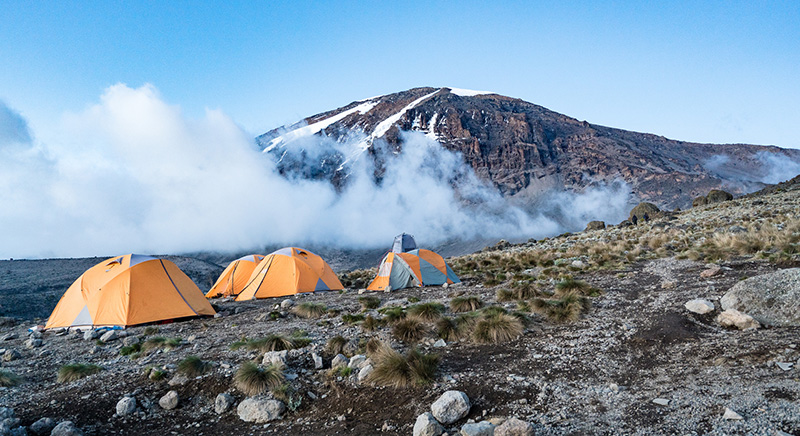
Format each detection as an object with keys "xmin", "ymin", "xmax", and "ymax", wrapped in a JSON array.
[
  {"xmin": 494, "ymin": 417, "xmax": 535, "ymax": 436},
  {"xmin": 460, "ymin": 421, "xmax": 495, "ymax": 436},
  {"xmin": 717, "ymin": 309, "xmax": 760, "ymax": 330},
  {"xmin": 25, "ymin": 338, "xmax": 43, "ymax": 349},
  {"xmin": 700, "ymin": 266, "xmax": 722, "ymax": 278},
  {"xmin": 215, "ymin": 393, "xmax": 235, "ymax": 414},
  {"xmin": 357, "ymin": 364, "xmax": 373, "ymax": 382},
  {"xmin": 2, "ymin": 333, "xmax": 16, "ymax": 341},
  {"xmin": 99, "ymin": 330, "xmax": 118, "ymax": 342},
  {"xmin": 433, "ymin": 339, "xmax": 447, "ymax": 348},
  {"xmin": 168, "ymin": 374, "xmax": 189, "ymax": 386},
  {"xmin": 159, "ymin": 390, "xmax": 179, "ymax": 410},
  {"xmin": 348, "ymin": 354, "xmax": 367, "ymax": 369},
  {"xmin": 83, "ymin": 330, "xmax": 99, "ymax": 341},
  {"xmin": 312, "ymin": 352, "xmax": 323, "ymax": 369},
  {"xmin": 684, "ymin": 299, "xmax": 715, "ymax": 314},
  {"xmin": 30, "ymin": 417, "xmax": 55, "ymax": 434},
  {"xmin": 29, "ymin": 330, "xmax": 43, "ymax": 339},
  {"xmin": 652, "ymin": 398, "xmax": 669, "ymax": 406},
  {"xmin": 237, "ymin": 398, "xmax": 285, "ymax": 423},
  {"xmin": 3, "ymin": 349, "xmax": 21, "ymax": 362},
  {"xmin": 281, "ymin": 299, "xmax": 294, "ymax": 309},
  {"xmin": 775, "ymin": 362, "xmax": 793, "ymax": 371},
  {"xmin": 722, "ymin": 407, "xmax": 743, "ymax": 420},
  {"xmin": 262, "ymin": 350, "xmax": 288, "ymax": 367},
  {"xmin": 50, "ymin": 421, "xmax": 83, "ymax": 436},
  {"xmin": 331, "ymin": 354, "xmax": 348, "ymax": 369},
  {"xmin": 116, "ymin": 396, "xmax": 136, "ymax": 416},
  {"xmin": 431, "ymin": 390, "xmax": 471, "ymax": 425},
  {"xmin": 413, "ymin": 412, "xmax": 444, "ymax": 436}
]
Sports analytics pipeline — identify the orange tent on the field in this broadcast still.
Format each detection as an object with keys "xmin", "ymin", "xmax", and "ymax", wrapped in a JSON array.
[
  {"xmin": 45, "ymin": 254, "xmax": 216, "ymax": 329},
  {"xmin": 235, "ymin": 247, "xmax": 343, "ymax": 300},
  {"xmin": 205, "ymin": 254, "xmax": 265, "ymax": 298},
  {"xmin": 367, "ymin": 249, "xmax": 460, "ymax": 291}
]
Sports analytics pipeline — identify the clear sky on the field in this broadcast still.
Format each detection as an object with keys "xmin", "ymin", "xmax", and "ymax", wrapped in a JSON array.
[{"xmin": 1, "ymin": 0, "xmax": 799, "ymax": 147}]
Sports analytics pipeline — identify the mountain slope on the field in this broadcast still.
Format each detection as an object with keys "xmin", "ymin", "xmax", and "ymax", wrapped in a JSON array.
[{"xmin": 257, "ymin": 87, "xmax": 800, "ymax": 208}]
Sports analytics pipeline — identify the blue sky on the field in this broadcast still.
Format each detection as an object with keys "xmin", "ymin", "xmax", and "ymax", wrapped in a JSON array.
[{"xmin": 1, "ymin": 0, "xmax": 799, "ymax": 147}]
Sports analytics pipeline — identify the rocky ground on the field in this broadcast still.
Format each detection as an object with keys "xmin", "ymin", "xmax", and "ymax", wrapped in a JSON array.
[{"xmin": 0, "ymin": 181, "xmax": 799, "ymax": 435}]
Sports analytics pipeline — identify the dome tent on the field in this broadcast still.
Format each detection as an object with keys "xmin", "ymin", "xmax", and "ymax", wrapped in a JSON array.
[
  {"xmin": 45, "ymin": 254, "xmax": 216, "ymax": 329},
  {"xmin": 205, "ymin": 254, "xmax": 265, "ymax": 298},
  {"xmin": 367, "ymin": 249, "xmax": 460, "ymax": 291},
  {"xmin": 235, "ymin": 247, "xmax": 344, "ymax": 300}
]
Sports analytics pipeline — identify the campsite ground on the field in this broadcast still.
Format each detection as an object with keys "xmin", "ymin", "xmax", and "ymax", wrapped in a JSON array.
[{"xmin": 1, "ymin": 180, "xmax": 799, "ymax": 435}]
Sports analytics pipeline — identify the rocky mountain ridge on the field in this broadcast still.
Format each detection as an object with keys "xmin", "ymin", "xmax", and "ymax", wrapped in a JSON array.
[{"xmin": 257, "ymin": 87, "xmax": 800, "ymax": 209}]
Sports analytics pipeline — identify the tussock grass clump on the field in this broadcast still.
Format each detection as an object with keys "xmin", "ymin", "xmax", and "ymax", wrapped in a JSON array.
[
  {"xmin": 361, "ymin": 315, "xmax": 382, "ymax": 332},
  {"xmin": 234, "ymin": 361, "xmax": 284, "ymax": 396},
  {"xmin": 143, "ymin": 326, "xmax": 159, "ymax": 336},
  {"xmin": 120, "ymin": 343, "xmax": 142, "ymax": 356},
  {"xmin": 368, "ymin": 347, "xmax": 439, "ymax": 388},
  {"xmin": 496, "ymin": 289, "xmax": 514, "ymax": 302},
  {"xmin": 325, "ymin": 336, "xmax": 348, "ymax": 356},
  {"xmin": 365, "ymin": 338, "xmax": 389, "ymax": 357},
  {"xmin": 407, "ymin": 302, "xmax": 445, "ymax": 322},
  {"xmin": 342, "ymin": 313, "xmax": 365, "ymax": 324},
  {"xmin": 473, "ymin": 313, "xmax": 524, "ymax": 344},
  {"xmin": 0, "ymin": 370, "xmax": 21, "ymax": 387},
  {"xmin": 532, "ymin": 291, "xmax": 590, "ymax": 323},
  {"xmin": 358, "ymin": 296, "xmax": 381, "ymax": 310},
  {"xmin": 392, "ymin": 318, "xmax": 427, "ymax": 343},
  {"xmin": 57, "ymin": 363, "xmax": 102, "ymax": 383},
  {"xmin": 293, "ymin": 302, "xmax": 328, "ymax": 318},
  {"xmin": 436, "ymin": 317, "xmax": 472, "ymax": 342},
  {"xmin": 142, "ymin": 336, "xmax": 182, "ymax": 352},
  {"xmin": 450, "ymin": 295, "xmax": 483, "ymax": 312},
  {"xmin": 379, "ymin": 306, "xmax": 407, "ymax": 323},
  {"xmin": 148, "ymin": 368, "xmax": 166, "ymax": 381},
  {"xmin": 177, "ymin": 355, "xmax": 209, "ymax": 377},
  {"xmin": 231, "ymin": 332, "xmax": 309, "ymax": 352},
  {"xmin": 554, "ymin": 277, "xmax": 601, "ymax": 296},
  {"xmin": 481, "ymin": 306, "xmax": 509, "ymax": 318}
]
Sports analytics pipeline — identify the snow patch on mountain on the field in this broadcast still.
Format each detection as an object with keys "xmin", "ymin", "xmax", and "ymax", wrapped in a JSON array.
[
  {"xmin": 445, "ymin": 87, "xmax": 493, "ymax": 97},
  {"xmin": 265, "ymin": 101, "xmax": 377, "ymax": 151}
]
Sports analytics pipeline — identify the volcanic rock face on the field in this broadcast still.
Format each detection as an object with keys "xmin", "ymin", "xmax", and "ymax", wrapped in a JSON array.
[{"xmin": 257, "ymin": 87, "xmax": 800, "ymax": 209}]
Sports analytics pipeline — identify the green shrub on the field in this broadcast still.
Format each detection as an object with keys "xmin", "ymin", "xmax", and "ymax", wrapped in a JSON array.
[
  {"xmin": 358, "ymin": 296, "xmax": 381, "ymax": 310},
  {"xmin": 532, "ymin": 291, "xmax": 590, "ymax": 323},
  {"xmin": 342, "ymin": 313, "xmax": 365, "ymax": 324}
]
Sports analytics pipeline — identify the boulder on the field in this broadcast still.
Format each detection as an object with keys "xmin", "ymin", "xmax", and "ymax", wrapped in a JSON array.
[
  {"xmin": 357, "ymin": 364, "xmax": 373, "ymax": 382},
  {"xmin": 168, "ymin": 374, "xmax": 189, "ymax": 386},
  {"xmin": 585, "ymin": 221, "xmax": 605, "ymax": 231},
  {"xmin": 30, "ymin": 417, "xmax": 55, "ymax": 435},
  {"xmin": 115, "ymin": 396, "xmax": 136, "ymax": 416},
  {"xmin": 237, "ymin": 398, "xmax": 285, "ymax": 423},
  {"xmin": 431, "ymin": 390, "xmax": 471, "ymax": 425},
  {"xmin": 348, "ymin": 354, "xmax": 367, "ymax": 369},
  {"xmin": 159, "ymin": 390, "xmax": 179, "ymax": 410},
  {"xmin": 215, "ymin": 393, "xmax": 235, "ymax": 414},
  {"xmin": 99, "ymin": 330, "xmax": 118, "ymax": 343},
  {"xmin": 629, "ymin": 202, "xmax": 660, "ymax": 223},
  {"xmin": 413, "ymin": 412, "xmax": 444, "ymax": 436},
  {"xmin": 262, "ymin": 350, "xmax": 288, "ymax": 367},
  {"xmin": 460, "ymin": 421, "xmax": 495, "ymax": 436},
  {"xmin": 494, "ymin": 417, "xmax": 535, "ymax": 436},
  {"xmin": 50, "ymin": 421, "xmax": 83, "ymax": 436},
  {"xmin": 331, "ymin": 354, "xmax": 348, "ymax": 369},
  {"xmin": 122, "ymin": 336, "xmax": 140, "ymax": 347},
  {"xmin": 82, "ymin": 330, "xmax": 99, "ymax": 341},
  {"xmin": 720, "ymin": 268, "xmax": 800, "ymax": 326},
  {"xmin": 684, "ymin": 299, "xmax": 715, "ymax": 314},
  {"xmin": 717, "ymin": 309, "xmax": 760, "ymax": 330}
]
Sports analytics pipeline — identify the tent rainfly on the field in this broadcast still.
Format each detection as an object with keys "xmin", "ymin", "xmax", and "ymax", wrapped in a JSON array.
[
  {"xmin": 367, "ymin": 249, "xmax": 459, "ymax": 291},
  {"xmin": 205, "ymin": 254, "xmax": 265, "ymax": 298},
  {"xmin": 45, "ymin": 254, "xmax": 216, "ymax": 329},
  {"xmin": 235, "ymin": 247, "xmax": 344, "ymax": 300}
]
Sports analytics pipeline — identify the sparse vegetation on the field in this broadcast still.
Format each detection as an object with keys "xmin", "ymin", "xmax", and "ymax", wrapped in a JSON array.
[
  {"xmin": 392, "ymin": 318, "xmax": 427, "ymax": 343},
  {"xmin": 0, "ymin": 370, "xmax": 21, "ymax": 387},
  {"xmin": 473, "ymin": 313, "xmax": 524, "ymax": 343},
  {"xmin": 142, "ymin": 336, "xmax": 182, "ymax": 352},
  {"xmin": 367, "ymin": 347, "xmax": 439, "ymax": 388},
  {"xmin": 532, "ymin": 291, "xmax": 590, "ymax": 323},
  {"xmin": 293, "ymin": 302, "xmax": 328, "ymax": 318},
  {"xmin": 379, "ymin": 306, "xmax": 407, "ymax": 323},
  {"xmin": 120, "ymin": 343, "xmax": 142, "ymax": 356},
  {"xmin": 177, "ymin": 355, "xmax": 209, "ymax": 377},
  {"xmin": 57, "ymin": 363, "xmax": 102, "ymax": 383},
  {"xmin": 450, "ymin": 295, "xmax": 483, "ymax": 312},
  {"xmin": 325, "ymin": 336, "xmax": 348, "ymax": 356},
  {"xmin": 361, "ymin": 315, "xmax": 382, "ymax": 331},
  {"xmin": 230, "ymin": 332, "xmax": 310, "ymax": 352},
  {"xmin": 143, "ymin": 326, "xmax": 159, "ymax": 336},
  {"xmin": 407, "ymin": 302, "xmax": 445, "ymax": 321},
  {"xmin": 358, "ymin": 296, "xmax": 381, "ymax": 310},
  {"xmin": 234, "ymin": 361, "xmax": 284, "ymax": 396},
  {"xmin": 341, "ymin": 313, "xmax": 365, "ymax": 324}
]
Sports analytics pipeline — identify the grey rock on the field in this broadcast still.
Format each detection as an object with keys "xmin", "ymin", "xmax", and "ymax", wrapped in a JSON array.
[
  {"xmin": 159, "ymin": 390, "xmax": 179, "ymax": 410},
  {"xmin": 684, "ymin": 299, "xmax": 715, "ymax": 314},
  {"xmin": 50, "ymin": 421, "xmax": 83, "ymax": 436},
  {"xmin": 215, "ymin": 393, "xmax": 235, "ymax": 414},
  {"xmin": 122, "ymin": 336, "xmax": 140, "ymax": 347},
  {"xmin": 236, "ymin": 398, "xmax": 285, "ymax": 423},
  {"xmin": 433, "ymin": 339, "xmax": 447, "ymax": 348},
  {"xmin": 775, "ymin": 362, "xmax": 793, "ymax": 371},
  {"xmin": 2, "ymin": 334, "xmax": 16, "ymax": 341},
  {"xmin": 3, "ymin": 349, "xmax": 21, "ymax": 362},
  {"xmin": 29, "ymin": 330, "xmax": 43, "ymax": 339},
  {"xmin": 494, "ymin": 417, "xmax": 534, "ymax": 436},
  {"xmin": 167, "ymin": 374, "xmax": 189, "ymax": 386},
  {"xmin": 717, "ymin": 309, "xmax": 760, "ymax": 330},
  {"xmin": 722, "ymin": 407, "xmax": 743, "ymax": 420},
  {"xmin": 331, "ymin": 354, "xmax": 348, "ymax": 369},
  {"xmin": 82, "ymin": 330, "xmax": 99, "ymax": 341},
  {"xmin": 30, "ymin": 417, "xmax": 55, "ymax": 435},
  {"xmin": 413, "ymin": 412, "xmax": 444, "ymax": 436},
  {"xmin": 99, "ymin": 330, "xmax": 118, "ymax": 343},
  {"xmin": 0, "ymin": 408, "xmax": 13, "ymax": 420},
  {"xmin": 280, "ymin": 299, "xmax": 294, "ymax": 309},
  {"xmin": 348, "ymin": 354, "xmax": 367, "ymax": 369},
  {"xmin": 262, "ymin": 350, "xmax": 288, "ymax": 367},
  {"xmin": 115, "ymin": 396, "xmax": 136, "ymax": 416},
  {"xmin": 652, "ymin": 398, "xmax": 669, "ymax": 406},
  {"xmin": 431, "ymin": 390, "xmax": 471, "ymax": 425},
  {"xmin": 357, "ymin": 364, "xmax": 373, "ymax": 382},
  {"xmin": 25, "ymin": 338, "xmax": 43, "ymax": 349},
  {"xmin": 460, "ymin": 421, "xmax": 495, "ymax": 436},
  {"xmin": 312, "ymin": 352, "xmax": 323, "ymax": 369},
  {"xmin": 720, "ymin": 268, "xmax": 800, "ymax": 326}
]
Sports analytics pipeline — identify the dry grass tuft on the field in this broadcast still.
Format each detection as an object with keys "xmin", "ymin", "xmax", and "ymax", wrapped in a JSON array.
[
  {"xmin": 367, "ymin": 347, "xmax": 439, "ymax": 388},
  {"xmin": 234, "ymin": 361, "xmax": 284, "ymax": 396},
  {"xmin": 532, "ymin": 291, "xmax": 590, "ymax": 323},
  {"xmin": 449, "ymin": 295, "xmax": 483, "ymax": 312},
  {"xmin": 0, "ymin": 370, "xmax": 21, "ymax": 387},
  {"xmin": 407, "ymin": 302, "xmax": 445, "ymax": 322},
  {"xmin": 57, "ymin": 363, "xmax": 102, "ymax": 383},
  {"xmin": 325, "ymin": 336, "xmax": 348, "ymax": 356},
  {"xmin": 358, "ymin": 296, "xmax": 381, "ymax": 310},
  {"xmin": 361, "ymin": 315, "xmax": 382, "ymax": 332},
  {"xmin": 293, "ymin": 302, "xmax": 328, "ymax": 318},
  {"xmin": 473, "ymin": 313, "xmax": 524, "ymax": 344},
  {"xmin": 177, "ymin": 355, "xmax": 209, "ymax": 377},
  {"xmin": 392, "ymin": 318, "xmax": 427, "ymax": 343}
]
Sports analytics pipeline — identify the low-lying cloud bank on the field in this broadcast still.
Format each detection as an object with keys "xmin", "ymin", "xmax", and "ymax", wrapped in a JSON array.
[{"xmin": 1, "ymin": 84, "xmax": 635, "ymax": 259}]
